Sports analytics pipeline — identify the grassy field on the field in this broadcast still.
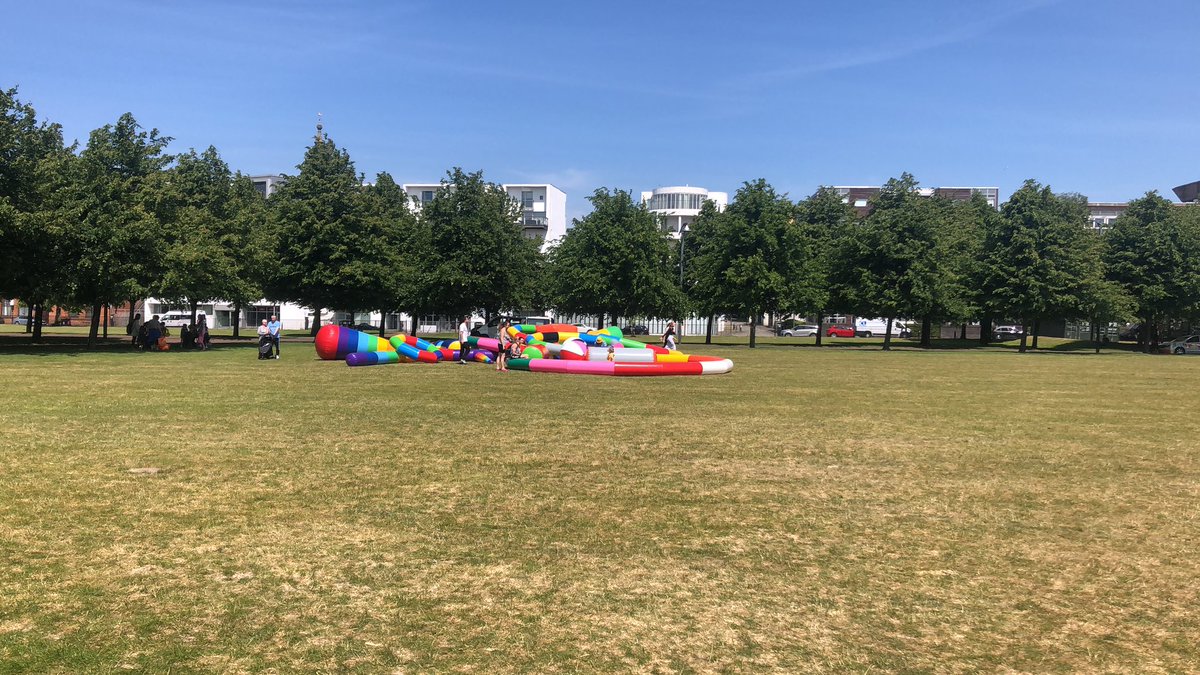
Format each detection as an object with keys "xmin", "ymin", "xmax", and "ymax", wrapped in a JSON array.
[{"xmin": 1, "ymin": 338, "xmax": 1197, "ymax": 672}]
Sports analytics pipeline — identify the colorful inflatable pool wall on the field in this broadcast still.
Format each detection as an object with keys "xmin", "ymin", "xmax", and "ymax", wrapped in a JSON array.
[
  {"xmin": 325, "ymin": 324, "xmax": 733, "ymax": 376},
  {"xmin": 315, "ymin": 325, "xmax": 397, "ymax": 360}
]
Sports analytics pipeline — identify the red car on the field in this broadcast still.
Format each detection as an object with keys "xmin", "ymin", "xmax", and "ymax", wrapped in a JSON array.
[{"xmin": 827, "ymin": 324, "xmax": 855, "ymax": 338}]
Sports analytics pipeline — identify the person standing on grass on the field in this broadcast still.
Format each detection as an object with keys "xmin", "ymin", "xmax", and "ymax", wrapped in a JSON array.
[
  {"xmin": 129, "ymin": 313, "xmax": 142, "ymax": 348},
  {"xmin": 267, "ymin": 314, "xmax": 281, "ymax": 359},
  {"xmin": 495, "ymin": 318, "xmax": 510, "ymax": 372},
  {"xmin": 663, "ymin": 320, "xmax": 677, "ymax": 350},
  {"xmin": 196, "ymin": 313, "xmax": 209, "ymax": 351},
  {"xmin": 457, "ymin": 315, "xmax": 470, "ymax": 364}
]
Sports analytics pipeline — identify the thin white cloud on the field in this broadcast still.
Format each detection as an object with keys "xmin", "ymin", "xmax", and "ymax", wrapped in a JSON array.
[{"xmin": 729, "ymin": 0, "xmax": 1059, "ymax": 89}]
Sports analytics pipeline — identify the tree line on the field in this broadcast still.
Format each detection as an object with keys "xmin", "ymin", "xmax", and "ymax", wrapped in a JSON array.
[
  {"xmin": 4, "ymin": 87, "xmax": 1199, "ymax": 352},
  {"xmin": 0, "ymin": 88, "xmax": 542, "ymax": 344}
]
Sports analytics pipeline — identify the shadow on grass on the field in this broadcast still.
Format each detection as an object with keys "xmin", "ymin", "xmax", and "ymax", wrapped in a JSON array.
[{"xmin": 0, "ymin": 334, "xmax": 279, "ymax": 357}]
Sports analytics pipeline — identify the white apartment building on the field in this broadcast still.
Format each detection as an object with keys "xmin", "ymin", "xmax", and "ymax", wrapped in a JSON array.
[
  {"xmin": 640, "ymin": 186, "xmax": 729, "ymax": 237},
  {"xmin": 250, "ymin": 174, "xmax": 286, "ymax": 197},
  {"xmin": 402, "ymin": 182, "xmax": 567, "ymax": 252}
]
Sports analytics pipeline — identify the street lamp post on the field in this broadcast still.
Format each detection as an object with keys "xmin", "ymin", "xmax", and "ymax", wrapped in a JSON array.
[{"xmin": 679, "ymin": 221, "xmax": 689, "ymax": 289}]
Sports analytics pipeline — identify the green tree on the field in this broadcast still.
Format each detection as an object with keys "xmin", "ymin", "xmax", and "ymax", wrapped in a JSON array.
[
  {"xmin": 0, "ymin": 87, "xmax": 76, "ymax": 341},
  {"xmin": 682, "ymin": 200, "xmax": 732, "ymax": 343},
  {"xmin": 1104, "ymin": 191, "xmax": 1200, "ymax": 351},
  {"xmin": 222, "ymin": 173, "xmax": 273, "ymax": 338},
  {"xmin": 547, "ymin": 188, "xmax": 683, "ymax": 327},
  {"xmin": 792, "ymin": 186, "xmax": 854, "ymax": 345},
  {"xmin": 355, "ymin": 171, "xmax": 420, "ymax": 335},
  {"xmin": 268, "ymin": 136, "xmax": 396, "ymax": 335},
  {"xmin": 420, "ymin": 168, "xmax": 543, "ymax": 320},
  {"xmin": 62, "ymin": 113, "xmax": 172, "ymax": 346},
  {"xmin": 981, "ymin": 180, "xmax": 1106, "ymax": 353},
  {"xmin": 832, "ymin": 175, "xmax": 990, "ymax": 350},
  {"xmin": 686, "ymin": 179, "xmax": 795, "ymax": 347},
  {"xmin": 154, "ymin": 147, "xmax": 245, "ymax": 325}
]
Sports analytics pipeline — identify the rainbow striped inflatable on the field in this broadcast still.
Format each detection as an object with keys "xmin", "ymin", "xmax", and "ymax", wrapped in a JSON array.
[{"xmin": 322, "ymin": 324, "xmax": 733, "ymax": 376}]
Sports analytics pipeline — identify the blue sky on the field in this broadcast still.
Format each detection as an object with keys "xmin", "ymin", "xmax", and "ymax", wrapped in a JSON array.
[{"xmin": 5, "ymin": 0, "xmax": 1197, "ymax": 220}]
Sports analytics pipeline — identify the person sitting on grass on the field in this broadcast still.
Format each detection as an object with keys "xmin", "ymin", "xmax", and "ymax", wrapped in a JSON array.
[{"xmin": 142, "ymin": 315, "xmax": 162, "ymax": 352}]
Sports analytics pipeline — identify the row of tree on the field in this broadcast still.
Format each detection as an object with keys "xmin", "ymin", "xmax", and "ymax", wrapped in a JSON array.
[
  {"xmin": 0, "ymin": 88, "xmax": 542, "ymax": 343},
  {"xmin": 4, "ymin": 86, "xmax": 1199, "ymax": 352},
  {"xmin": 549, "ymin": 175, "xmax": 1200, "ymax": 353}
]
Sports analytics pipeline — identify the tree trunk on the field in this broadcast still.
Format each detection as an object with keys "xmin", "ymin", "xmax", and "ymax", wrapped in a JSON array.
[
  {"xmin": 53, "ymin": 306, "xmax": 62, "ymax": 326},
  {"xmin": 410, "ymin": 314, "xmax": 418, "ymax": 336},
  {"xmin": 749, "ymin": 319, "xmax": 757, "ymax": 348},
  {"xmin": 189, "ymin": 299, "xmax": 198, "ymax": 326},
  {"xmin": 596, "ymin": 313, "xmax": 605, "ymax": 330},
  {"xmin": 705, "ymin": 315, "xmax": 713, "ymax": 345},
  {"xmin": 31, "ymin": 302, "xmax": 44, "ymax": 342},
  {"xmin": 1031, "ymin": 319, "xmax": 1040, "ymax": 350},
  {"xmin": 815, "ymin": 312, "xmax": 824, "ymax": 346},
  {"xmin": 88, "ymin": 301, "xmax": 102, "ymax": 347},
  {"xmin": 959, "ymin": 322, "xmax": 968, "ymax": 340},
  {"xmin": 883, "ymin": 317, "xmax": 894, "ymax": 351},
  {"xmin": 1018, "ymin": 321, "xmax": 1028, "ymax": 353},
  {"xmin": 24, "ymin": 303, "xmax": 33, "ymax": 334},
  {"xmin": 102, "ymin": 306, "xmax": 109, "ymax": 338},
  {"xmin": 980, "ymin": 317, "xmax": 992, "ymax": 346},
  {"xmin": 379, "ymin": 313, "xmax": 386, "ymax": 337},
  {"xmin": 232, "ymin": 303, "xmax": 241, "ymax": 339},
  {"xmin": 1093, "ymin": 319, "xmax": 1101, "ymax": 354},
  {"xmin": 309, "ymin": 309, "xmax": 322, "ymax": 337},
  {"xmin": 920, "ymin": 315, "xmax": 932, "ymax": 348},
  {"xmin": 126, "ymin": 297, "xmax": 138, "ymax": 334}
]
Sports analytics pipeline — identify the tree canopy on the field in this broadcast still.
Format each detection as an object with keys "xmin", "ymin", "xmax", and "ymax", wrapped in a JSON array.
[{"xmin": 546, "ymin": 187, "xmax": 683, "ymax": 326}]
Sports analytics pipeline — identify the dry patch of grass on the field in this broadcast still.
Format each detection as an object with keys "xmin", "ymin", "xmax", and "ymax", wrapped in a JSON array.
[{"xmin": 1, "ymin": 343, "xmax": 1198, "ymax": 671}]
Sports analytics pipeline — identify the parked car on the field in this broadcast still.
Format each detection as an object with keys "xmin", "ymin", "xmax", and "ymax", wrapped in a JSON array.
[
  {"xmin": 993, "ymin": 325, "xmax": 1024, "ymax": 341},
  {"xmin": 13, "ymin": 316, "xmax": 30, "ymax": 325},
  {"xmin": 160, "ymin": 312, "xmax": 193, "ymax": 328},
  {"xmin": 1168, "ymin": 335, "xmax": 1200, "ymax": 355},
  {"xmin": 622, "ymin": 324, "xmax": 649, "ymax": 336},
  {"xmin": 1118, "ymin": 323, "xmax": 1142, "ymax": 341},
  {"xmin": 853, "ymin": 317, "xmax": 910, "ymax": 338},
  {"xmin": 779, "ymin": 324, "xmax": 819, "ymax": 337},
  {"xmin": 826, "ymin": 324, "xmax": 855, "ymax": 338}
]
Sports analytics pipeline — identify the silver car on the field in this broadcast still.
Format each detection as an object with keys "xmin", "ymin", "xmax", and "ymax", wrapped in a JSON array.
[
  {"xmin": 780, "ymin": 324, "xmax": 820, "ymax": 337},
  {"xmin": 1169, "ymin": 335, "xmax": 1200, "ymax": 355}
]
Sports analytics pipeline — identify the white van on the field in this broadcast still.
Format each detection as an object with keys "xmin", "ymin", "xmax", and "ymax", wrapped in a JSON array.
[
  {"xmin": 160, "ymin": 312, "xmax": 192, "ymax": 328},
  {"xmin": 854, "ymin": 317, "xmax": 911, "ymax": 338}
]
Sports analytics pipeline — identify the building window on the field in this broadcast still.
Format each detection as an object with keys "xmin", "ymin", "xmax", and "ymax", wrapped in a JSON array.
[
  {"xmin": 421, "ymin": 190, "xmax": 434, "ymax": 203},
  {"xmin": 521, "ymin": 190, "xmax": 534, "ymax": 208},
  {"xmin": 854, "ymin": 199, "xmax": 868, "ymax": 208}
]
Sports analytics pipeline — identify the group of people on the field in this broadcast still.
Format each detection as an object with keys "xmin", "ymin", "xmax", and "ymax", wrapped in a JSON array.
[
  {"xmin": 129, "ymin": 313, "xmax": 210, "ymax": 351},
  {"xmin": 125, "ymin": 311, "xmax": 282, "ymax": 357}
]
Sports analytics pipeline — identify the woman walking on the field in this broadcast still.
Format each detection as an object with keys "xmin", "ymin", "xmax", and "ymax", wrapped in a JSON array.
[{"xmin": 663, "ymin": 320, "xmax": 677, "ymax": 350}]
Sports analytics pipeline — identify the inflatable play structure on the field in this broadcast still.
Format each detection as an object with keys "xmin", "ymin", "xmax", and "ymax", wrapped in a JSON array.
[{"xmin": 314, "ymin": 324, "xmax": 733, "ymax": 376}]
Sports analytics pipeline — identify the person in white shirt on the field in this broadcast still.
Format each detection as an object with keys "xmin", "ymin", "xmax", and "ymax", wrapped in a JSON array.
[{"xmin": 457, "ymin": 315, "xmax": 470, "ymax": 364}]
